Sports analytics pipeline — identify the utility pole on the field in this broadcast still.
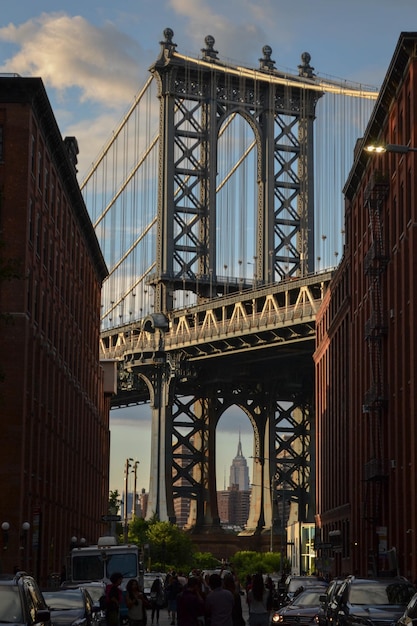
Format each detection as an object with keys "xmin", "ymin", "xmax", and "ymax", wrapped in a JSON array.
[
  {"xmin": 124, "ymin": 458, "xmax": 133, "ymax": 543},
  {"xmin": 131, "ymin": 461, "xmax": 139, "ymax": 519},
  {"xmin": 270, "ymin": 475, "xmax": 276, "ymax": 552}
]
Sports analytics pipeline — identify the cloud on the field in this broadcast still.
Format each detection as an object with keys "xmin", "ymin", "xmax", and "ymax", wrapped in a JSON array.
[
  {"xmin": 168, "ymin": 0, "xmax": 271, "ymax": 66},
  {"xmin": 0, "ymin": 12, "xmax": 147, "ymax": 107}
]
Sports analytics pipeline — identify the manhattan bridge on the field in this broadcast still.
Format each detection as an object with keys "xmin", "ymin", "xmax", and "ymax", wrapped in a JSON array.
[{"xmin": 81, "ymin": 29, "xmax": 378, "ymax": 542}]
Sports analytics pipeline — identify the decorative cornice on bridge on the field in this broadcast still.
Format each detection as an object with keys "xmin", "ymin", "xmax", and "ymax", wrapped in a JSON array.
[{"xmin": 100, "ymin": 271, "xmax": 333, "ymax": 363}]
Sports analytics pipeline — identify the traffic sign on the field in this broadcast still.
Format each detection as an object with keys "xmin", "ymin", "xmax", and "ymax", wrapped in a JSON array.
[{"xmin": 101, "ymin": 514, "xmax": 121, "ymax": 522}]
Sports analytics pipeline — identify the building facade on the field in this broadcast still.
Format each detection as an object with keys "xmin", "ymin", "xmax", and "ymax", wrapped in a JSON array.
[
  {"xmin": 315, "ymin": 32, "xmax": 417, "ymax": 579},
  {"xmin": 0, "ymin": 77, "xmax": 111, "ymax": 583}
]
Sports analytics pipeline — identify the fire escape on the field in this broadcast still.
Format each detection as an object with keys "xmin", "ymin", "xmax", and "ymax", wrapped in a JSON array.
[{"xmin": 362, "ymin": 170, "xmax": 390, "ymax": 573}]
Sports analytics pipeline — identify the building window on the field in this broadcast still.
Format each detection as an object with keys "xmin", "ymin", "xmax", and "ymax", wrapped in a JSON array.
[{"xmin": 31, "ymin": 135, "xmax": 36, "ymax": 174}]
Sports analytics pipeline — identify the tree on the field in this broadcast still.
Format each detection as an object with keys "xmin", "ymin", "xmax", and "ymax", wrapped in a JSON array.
[
  {"xmin": 231, "ymin": 550, "xmax": 284, "ymax": 583},
  {"xmin": 146, "ymin": 521, "xmax": 195, "ymax": 572},
  {"xmin": 108, "ymin": 490, "xmax": 121, "ymax": 513}
]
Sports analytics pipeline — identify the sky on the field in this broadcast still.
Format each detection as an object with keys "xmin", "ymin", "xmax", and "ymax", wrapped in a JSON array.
[{"xmin": 2, "ymin": 0, "xmax": 416, "ymax": 497}]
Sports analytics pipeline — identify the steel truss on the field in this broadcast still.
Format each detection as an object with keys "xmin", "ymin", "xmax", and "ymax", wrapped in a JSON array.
[{"xmin": 149, "ymin": 29, "xmax": 322, "ymax": 313}]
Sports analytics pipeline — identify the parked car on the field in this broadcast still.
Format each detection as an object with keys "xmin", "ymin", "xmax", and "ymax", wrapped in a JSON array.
[
  {"xmin": 59, "ymin": 583, "xmax": 106, "ymax": 626},
  {"xmin": 143, "ymin": 573, "xmax": 165, "ymax": 598},
  {"xmin": 317, "ymin": 578, "xmax": 344, "ymax": 626},
  {"xmin": 0, "ymin": 571, "xmax": 51, "ymax": 626},
  {"xmin": 330, "ymin": 576, "xmax": 416, "ymax": 626},
  {"xmin": 271, "ymin": 586, "xmax": 327, "ymax": 626},
  {"xmin": 397, "ymin": 591, "xmax": 417, "ymax": 626},
  {"xmin": 43, "ymin": 587, "xmax": 100, "ymax": 626},
  {"xmin": 285, "ymin": 576, "xmax": 328, "ymax": 603}
]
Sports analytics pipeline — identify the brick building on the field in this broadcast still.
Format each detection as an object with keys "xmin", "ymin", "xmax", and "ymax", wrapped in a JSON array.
[
  {"xmin": 315, "ymin": 32, "xmax": 417, "ymax": 579},
  {"xmin": 0, "ymin": 77, "xmax": 112, "ymax": 583}
]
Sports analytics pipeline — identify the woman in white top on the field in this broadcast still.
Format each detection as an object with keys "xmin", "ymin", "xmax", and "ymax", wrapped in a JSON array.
[{"xmin": 247, "ymin": 573, "xmax": 271, "ymax": 626}]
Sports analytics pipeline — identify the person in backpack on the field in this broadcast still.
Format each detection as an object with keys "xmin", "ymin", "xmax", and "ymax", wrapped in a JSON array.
[{"xmin": 106, "ymin": 572, "xmax": 123, "ymax": 626}]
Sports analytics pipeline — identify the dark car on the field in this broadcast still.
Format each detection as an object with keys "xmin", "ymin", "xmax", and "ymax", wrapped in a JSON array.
[
  {"xmin": 285, "ymin": 576, "xmax": 328, "ymax": 604},
  {"xmin": 330, "ymin": 576, "xmax": 416, "ymax": 626},
  {"xmin": 271, "ymin": 587, "xmax": 327, "ymax": 626},
  {"xmin": 59, "ymin": 583, "xmax": 106, "ymax": 626},
  {"xmin": 317, "ymin": 578, "xmax": 344, "ymax": 626},
  {"xmin": 397, "ymin": 591, "xmax": 417, "ymax": 626},
  {"xmin": 0, "ymin": 571, "xmax": 51, "ymax": 626},
  {"xmin": 43, "ymin": 587, "xmax": 100, "ymax": 626}
]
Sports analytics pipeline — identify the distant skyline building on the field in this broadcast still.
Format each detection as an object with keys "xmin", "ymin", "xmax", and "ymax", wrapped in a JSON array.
[
  {"xmin": 217, "ymin": 436, "xmax": 251, "ymax": 528},
  {"xmin": 229, "ymin": 433, "xmax": 250, "ymax": 490}
]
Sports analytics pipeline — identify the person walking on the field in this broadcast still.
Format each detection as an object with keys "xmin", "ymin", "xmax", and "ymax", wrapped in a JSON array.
[
  {"xmin": 150, "ymin": 577, "xmax": 165, "ymax": 625},
  {"xmin": 166, "ymin": 572, "xmax": 183, "ymax": 626},
  {"xmin": 205, "ymin": 573, "xmax": 234, "ymax": 626},
  {"xmin": 105, "ymin": 572, "xmax": 124, "ymax": 626},
  {"xmin": 247, "ymin": 574, "xmax": 270, "ymax": 626},
  {"xmin": 126, "ymin": 578, "xmax": 150, "ymax": 626},
  {"xmin": 223, "ymin": 573, "xmax": 245, "ymax": 626},
  {"xmin": 177, "ymin": 576, "xmax": 205, "ymax": 626}
]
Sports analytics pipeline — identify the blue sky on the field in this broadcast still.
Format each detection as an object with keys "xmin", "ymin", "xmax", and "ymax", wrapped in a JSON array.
[{"xmin": 2, "ymin": 1, "xmax": 416, "ymax": 496}]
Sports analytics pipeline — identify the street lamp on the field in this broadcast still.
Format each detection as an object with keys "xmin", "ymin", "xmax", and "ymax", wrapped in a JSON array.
[
  {"xmin": 131, "ymin": 461, "xmax": 140, "ymax": 519},
  {"xmin": 124, "ymin": 457, "xmax": 134, "ymax": 543},
  {"xmin": 20, "ymin": 523, "xmax": 30, "ymax": 570},
  {"xmin": 2, "ymin": 522, "xmax": 10, "ymax": 550},
  {"xmin": 365, "ymin": 143, "xmax": 417, "ymax": 154}
]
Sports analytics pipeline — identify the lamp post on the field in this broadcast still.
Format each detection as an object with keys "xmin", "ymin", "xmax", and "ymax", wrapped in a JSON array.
[
  {"xmin": 124, "ymin": 457, "xmax": 134, "ymax": 543},
  {"xmin": 1, "ymin": 522, "xmax": 10, "ymax": 551},
  {"xmin": 1, "ymin": 522, "xmax": 31, "ymax": 572},
  {"xmin": 131, "ymin": 461, "xmax": 140, "ymax": 519},
  {"xmin": 20, "ymin": 522, "xmax": 30, "ymax": 571}
]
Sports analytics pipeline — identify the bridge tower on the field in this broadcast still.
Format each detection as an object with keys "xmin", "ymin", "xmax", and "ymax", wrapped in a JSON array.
[{"xmin": 116, "ymin": 29, "xmax": 325, "ymax": 539}]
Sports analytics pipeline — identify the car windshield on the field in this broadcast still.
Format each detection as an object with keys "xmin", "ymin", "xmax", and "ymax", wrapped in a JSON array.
[
  {"xmin": 82, "ymin": 586, "xmax": 104, "ymax": 602},
  {"xmin": 350, "ymin": 582, "xmax": 415, "ymax": 606},
  {"xmin": 44, "ymin": 589, "xmax": 84, "ymax": 609},
  {"xmin": 0, "ymin": 587, "xmax": 23, "ymax": 622},
  {"xmin": 293, "ymin": 590, "xmax": 323, "ymax": 607},
  {"xmin": 288, "ymin": 578, "xmax": 325, "ymax": 594}
]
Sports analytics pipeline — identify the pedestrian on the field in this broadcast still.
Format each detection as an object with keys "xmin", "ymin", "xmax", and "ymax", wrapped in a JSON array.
[
  {"xmin": 105, "ymin": 572, "xmax": 124, "ymax": 626},
  {"xmin": 223, "ymin": 573, "xmax": 245, "ymax": 626},
  {"xmin": 166, "ymin": 573, "xmax": 183, "ymax": 625},
  {"xmin": 247, "ymin": 574, "xmax": 270, "ymax": 626},
  {"xmin": 126, "ymin": 578, "xmax": 150, "ymax": 626},
  {"xmin": 177, "ymin": 576, "xmax": 205, "ymax": 626},
  {"xmin": 150, "ymin": 577, "xmax": 165, "ymax": 625},
  {"xmin": 205, "ymin": 573, "xmax": 234, "ymax": 626}
]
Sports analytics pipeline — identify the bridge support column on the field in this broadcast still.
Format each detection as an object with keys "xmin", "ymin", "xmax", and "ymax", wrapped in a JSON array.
[{"xmin": 146, "ymin": 363, "xmax": 175, "ymax": 523}]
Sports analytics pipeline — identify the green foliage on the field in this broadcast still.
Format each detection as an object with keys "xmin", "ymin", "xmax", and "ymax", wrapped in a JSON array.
[
  {"xmin": 125, "ymin": 518, "xmax": 196, "ymax": 573},
  {"xmin": 231, "ymin": 551, "xmax": 284, "ymax": 583},
  {"xmin": 146, "ymin": 521, "xmax": 195, "ymax": 572},
  {"xmin": 128, "ymin": 516, "xmax": 150, "ymax": 547},
  {"xmin": 193, "ymin": 551, "xmax": 222, "ymax": 570},
  {"xmin": 108, "ymin": 490, "xmax": 121, "ymax": 513}
]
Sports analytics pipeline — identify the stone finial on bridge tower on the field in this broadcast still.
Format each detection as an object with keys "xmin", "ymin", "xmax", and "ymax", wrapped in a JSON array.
[
  {"xmin": 298, "ymin": 52, "xmax": 315, "ymax": 78},
  {"xmin": 259, "ymin": 45, "xmax": 276, "ymax": 71},
  {"xmin": 158, "ymin": 27, "xmax": 177, "ymax": 62},
  {"xmin": 201, "ymin": 35, "xmax": 218, "ymax": 61}
]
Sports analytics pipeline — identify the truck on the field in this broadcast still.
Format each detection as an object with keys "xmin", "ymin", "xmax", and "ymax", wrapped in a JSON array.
[{"xmin": 67, "ymin": 536, "xmax": 144, "ymax": 619}]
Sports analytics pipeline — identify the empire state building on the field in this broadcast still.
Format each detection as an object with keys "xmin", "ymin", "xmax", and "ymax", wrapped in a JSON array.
[
  {"xmin": 217, "ymin": 434, "xmax": 251, "ymax": 528},
  {"xmin": 229, "ymin": 434, "xmax": 250, "ymax": 491}
]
